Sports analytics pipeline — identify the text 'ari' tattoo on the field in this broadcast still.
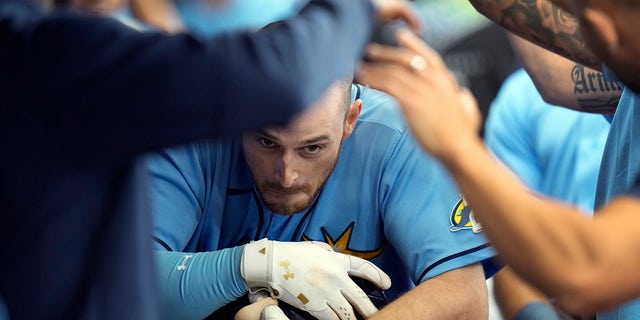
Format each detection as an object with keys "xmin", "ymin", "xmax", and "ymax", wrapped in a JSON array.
[{"xmin": 572, "ymin": 64, "xmax": 621, "ymax": 113}]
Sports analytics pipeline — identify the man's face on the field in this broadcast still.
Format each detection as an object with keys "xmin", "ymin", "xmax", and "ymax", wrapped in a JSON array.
[
  {"xmin": 572, "ymin": 0, "xmax": 640, "ymax": 92},
  {"xmin": 242, "ymin": 84, "xmax": 357, "ymax": 215}
]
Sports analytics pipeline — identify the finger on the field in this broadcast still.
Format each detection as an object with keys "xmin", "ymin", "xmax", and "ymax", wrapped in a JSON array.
[
  {"xmin": 248, "ymin": 290, "xmax": 273, "ymax": 303},
  {"xmin": 340, "ymin": 281, "xmax": 379, "ymax": 318},
  {"xmin": 345, "ymin": 256, "xmax": 392, "ymax": 290},
  {"xmin": 356, "ymin": 63, "xmax": 426, "ymax": 99},
  {"xmin": 261, "ymin": 305, "xmax": 290, "ymax": 320},
  {"xmin": 365, "ymin": 43, "xmax": 416, "ymax": 70},
  {"xmin": 324, "ymin": 295, "xmax": 359, "ymax": 320},
  {"xmin": 307, "ymin": 306, "xmax": 341, "ymax": 320},
  {"xmin": 235, "ymin": 296, "xmax": 279, "ymax": 320},
  {"xmin": 378, "ymin": 4, "xmax": 422, "ymax": 32},
  {"xmin": 308, "ymin": 240, "xmax": 334, "ymax": 251},
  {"xmin": 395, "ymin": 29, "xmax": 447, "ymax": 70},
  {"xmin": 459, "ymin": 87, "xmax": 482, "ymax": 131},
  {"xmin": 309, "ymin": 292, "xmax": 360, "ymax": 320}
]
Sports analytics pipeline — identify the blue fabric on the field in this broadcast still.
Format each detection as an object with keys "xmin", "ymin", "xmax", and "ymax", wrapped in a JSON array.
[
  {"xmin": 485, "ymin": 69, "xmax": 610, "ymax": 213},
  {"xmin": 148, "ymin": 85, "xmax": 499, "ymax": 312},
  {"xmin": 485, "ymin": 68, "xmax": 610, "ymax": 320},
  {"xmin": 0, "ymin": 298, "xmax": 7, "ymax": 320},
  {"xmin": 595, "ymin": 88, "xmax": 640, "ymax": 320},
  {"xmin": 0, "ymin": 0, "xmax": 376, "ymax": 318},
  {"xmin": 154, "ymin": 247, "xmax": 246, "ymax": 320},
  {"xmin": 514, "ymin": 302, "xmax": 563, "ymax": 320},
  {"xmin": 596, "ymin": 89, "xmax": 640, "ymax": 208},
  {"xmin": 174, "ymin": 0, "xmax": 304, "ymax": 37}
]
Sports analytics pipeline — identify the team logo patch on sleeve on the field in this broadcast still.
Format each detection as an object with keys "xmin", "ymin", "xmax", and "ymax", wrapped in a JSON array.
[{"xmin": 449, "ymin": 195, "xmax": 483, "ymax": 233}]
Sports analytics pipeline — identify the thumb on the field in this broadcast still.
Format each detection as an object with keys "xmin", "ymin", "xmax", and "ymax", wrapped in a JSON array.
[
  {"xmin": 459, "ymin": 88, "xmax": 481, "ymax": 133},
  {"xmin": 347, "ymin": 256, "xmax": 392, "ymax": 290},
  {"xmin": 262, "ymin": 305, "xmax": 291, "ymax": 320},
  {"xmin": 235, "ymin": 295, "xmax": 279, "ymax": 320},
  {"xmin": 308, "ymin": 241, "xmax": 334, "ymax": 252}
]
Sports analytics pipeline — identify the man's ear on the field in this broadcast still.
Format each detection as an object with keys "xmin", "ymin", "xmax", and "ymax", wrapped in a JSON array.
[
  {"xmin": 343, "ymin": 99, "xmax": 362, "ymax": 139},
  {"xmin": 581, "ymin": 5, "xmax": 620, "ymax": 57}
]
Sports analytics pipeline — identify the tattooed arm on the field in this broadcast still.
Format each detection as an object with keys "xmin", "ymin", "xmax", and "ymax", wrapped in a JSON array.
[
  {"xmin": 468, "ymin": 0, "xmax": 600, "ymax": 69},
  {"xmin": 509, "ymin": 34, "xmax": 621, "ymax": 113}
]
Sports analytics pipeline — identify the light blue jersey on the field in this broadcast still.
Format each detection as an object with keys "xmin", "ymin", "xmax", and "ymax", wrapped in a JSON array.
[
  {"xmin": 174, "ymin": 0, "xmax": 303, "ymax": 37},
  {"xmin": 485, "ymin": 69, "xmax": 610, "ymax": 213},
  {"xmin": 596, "ymin": 88, "xmax": 640, "ymax": 320},
  {"xmin": 149, "ymin": 85, "xmax": 499, "ymax": 304}
]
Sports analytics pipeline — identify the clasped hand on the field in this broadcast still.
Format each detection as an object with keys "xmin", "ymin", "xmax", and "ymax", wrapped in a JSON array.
[{"xmin": 241, "ymin": 239, "xmax": 391, "ymax": 320}]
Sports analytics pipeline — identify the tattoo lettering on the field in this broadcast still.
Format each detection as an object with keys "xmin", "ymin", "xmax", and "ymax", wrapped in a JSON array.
[{"xmin": 571, "ymin": 64, "xmax": 621, "ymax": 112}]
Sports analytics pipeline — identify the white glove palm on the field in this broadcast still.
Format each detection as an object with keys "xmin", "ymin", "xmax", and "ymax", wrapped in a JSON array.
[{"xmin": 241, "ymin": 238, "xmax": 391, "ymax": 320}]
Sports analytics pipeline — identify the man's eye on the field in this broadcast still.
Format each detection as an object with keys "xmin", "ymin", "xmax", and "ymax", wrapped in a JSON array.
[
  {"xmin": 259, "ymin": 138, "xmax": 275, "ymax": 147},
  {"xmin": 304, "ymin": 145, "xmax": 322, "ymax": 154}
]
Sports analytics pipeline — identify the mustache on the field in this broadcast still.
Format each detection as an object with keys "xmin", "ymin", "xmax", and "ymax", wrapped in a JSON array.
[{"xmin": 259, "ymin": 182, "xmax": 313, "ymax": 195}]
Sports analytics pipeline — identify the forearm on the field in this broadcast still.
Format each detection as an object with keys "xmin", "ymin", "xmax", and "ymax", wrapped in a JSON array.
[
  {"xmin": 154, "ymin": 248, "xmax": 248, "ymax": 320},
  {"xmin": 508, "ymin": 33, "xmax": 621, "ymax": 112},
  {"xmin": 14, "ymin": 0, "xmax": 376, "ymax": 162},
  {"xmin": 438, "ymin": 137, "xmax": 601, "ymax": 299},
  {"xmin": 493, "ymin": 267, "xmax": 552, "ymax": 319},
  {"xmin": 468, "ymin": 0, "xmax": 600, "ymax": 68},
  {"xmin": 371, "ymin": 264, "xmax": 487, "ymax": 319}
]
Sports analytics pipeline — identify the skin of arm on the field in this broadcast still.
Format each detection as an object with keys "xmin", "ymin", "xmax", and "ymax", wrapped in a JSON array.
[
  {"xmin": 508, "ymin": 33, "xmax": 621, "ymax": 113},
  {"xmin": 371, "ymin": 263, "xmax": 488, "ymax": 320},
  {"xmin": 129, "ymin": 0, "xmax": 185, "ymax": 32},
  {"xmin": 467, "ymin": 0, "xmax": 600, "ymax": 69},
  {"xmin": 356, "ymin": 29, "xmax": 640, "ymax": 315},
  {"xmin": 493, "ymin": 267, "xmax": 555, "ymax": 319}
]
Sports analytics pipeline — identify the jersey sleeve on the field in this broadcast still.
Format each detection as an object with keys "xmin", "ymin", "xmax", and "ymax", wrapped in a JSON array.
[
  {"xmin": 148, "ymin": 143, "xmax": 209, "ymax": 251},
  {"xmin": 484, "ymin": 69, "xmax": 543, "ymax": 189},
  {"xmin": 379, "ymin": 129, "xmax": 499, "ymax": 284},
  {"xmin": 2, "ymin": 0, "xmax": 375, "ymax": 163}
]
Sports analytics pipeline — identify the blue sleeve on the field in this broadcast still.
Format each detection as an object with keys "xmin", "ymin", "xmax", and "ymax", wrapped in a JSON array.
[
  {"xmin": 149, "ymin": 142, "xmax": 251, "ymax": 316},
  {"xmin": 484, "ymin": 70, "xmax": 543, "ymax": 189},
  {"xmin": 1, "ymin": 0, "xmax": 375, "ymax": 163},
  {"xmin": 148, "ymin": 143, "xmax": 211, "ymax": 252},
  {"xmin": 155, "ymin": 247, "xmax": 248, "ymax": 319}
]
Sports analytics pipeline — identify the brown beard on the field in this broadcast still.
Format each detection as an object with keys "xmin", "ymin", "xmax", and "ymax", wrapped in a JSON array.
[
  {"xmin": 255, "ymin": 141, "xmax": 343, "ymax": 215},
  {"xmin": 258, "ymin": 182, "xmax": 318, "ymax": 215}
]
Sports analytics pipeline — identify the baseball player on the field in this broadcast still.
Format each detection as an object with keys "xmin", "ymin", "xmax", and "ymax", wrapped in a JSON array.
[{"xmin": 148, "ymin": 80, "xmax": 500, "ymax": 319}]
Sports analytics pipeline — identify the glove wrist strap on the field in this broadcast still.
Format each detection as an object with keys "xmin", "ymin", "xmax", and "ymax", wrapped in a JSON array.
[{"xmin": 242, "ymin": 238, "xmax": 272, "ymax": 290}]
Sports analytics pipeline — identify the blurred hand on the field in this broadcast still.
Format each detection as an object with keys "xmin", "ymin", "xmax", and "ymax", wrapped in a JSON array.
[
  {"xmin": 356, "ymin": 29, "xmax": 482, "ymax": 162},
  {"xmin": 235, "ymin": 291, "xmax": 290, "ymax": 320},
  {"xmin": 371, "ymin": 0, "xmax": 422, "ymax": 32}
]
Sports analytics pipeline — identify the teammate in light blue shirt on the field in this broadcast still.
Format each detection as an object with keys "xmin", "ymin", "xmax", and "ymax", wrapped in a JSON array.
[
  {"xmin": 174, "ymin": 0, "xmax": 303, "ymax": 37},
  {"xmin": 149, "ymin": 80, "xmax": 500, "ymax": 319},
  {"xmin": 485, "ymin": 69, "xmax": 610, "ymax": 213},
  {"xmin": 595, "ymin": 84, "xmax": 640, "ymax": 320},
  {"xmin": 484, "ymin": 68, "xmax": 610, "ymax": 320}
]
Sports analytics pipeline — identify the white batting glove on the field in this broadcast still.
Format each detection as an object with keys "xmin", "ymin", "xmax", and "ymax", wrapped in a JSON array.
[
  {"xmin": 241, "ymin": 238, "xmax": 391, "ymax": 320},
  {"xmin": 235, "ymin": 291, "xmax": 289, "ymax": 320}
]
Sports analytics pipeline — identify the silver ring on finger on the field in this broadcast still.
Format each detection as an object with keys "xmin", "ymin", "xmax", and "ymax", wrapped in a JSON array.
[{"xmin": 409, "ymin": 55, "xmax": 427, "ymax": 72}]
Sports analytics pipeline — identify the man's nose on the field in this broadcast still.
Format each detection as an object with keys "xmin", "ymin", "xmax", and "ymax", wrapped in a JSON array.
[{"xmin": 276, "ymin": 152, "xmax": 298, "ymax": 188}]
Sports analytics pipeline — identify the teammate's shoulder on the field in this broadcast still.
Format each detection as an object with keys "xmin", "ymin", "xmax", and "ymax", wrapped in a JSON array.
[{"xmin": 352, "ymin": 84, "xmax": 407, "ymax": 134}]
